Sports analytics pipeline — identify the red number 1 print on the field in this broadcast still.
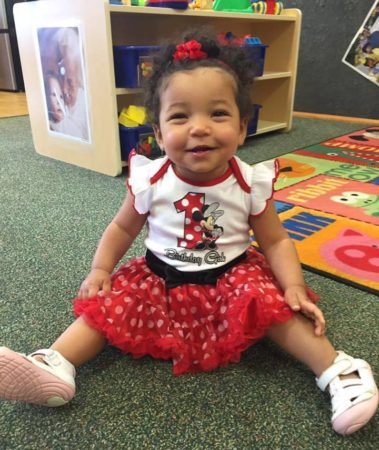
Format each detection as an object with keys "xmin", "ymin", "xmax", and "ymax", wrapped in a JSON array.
[{"xmin": 174, "ymin": 192, "xmax": 205, "ymax": 249}]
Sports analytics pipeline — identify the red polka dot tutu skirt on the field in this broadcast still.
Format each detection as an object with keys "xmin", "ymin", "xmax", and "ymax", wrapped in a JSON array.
[{"xmin": 73, "ymin": 247, "xmax": 306, "ymax": 375}]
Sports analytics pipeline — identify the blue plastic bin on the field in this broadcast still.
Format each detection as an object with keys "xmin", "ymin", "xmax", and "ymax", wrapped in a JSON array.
[
  {"xmin": 119, "ymin": 124, "xmax": 164, "ymax": 160},
  {"xmin": 113, "ymin": 45, "xmax": 160, "ymax": 88},
  {"xmin": 244, "ymin": 38, "xmax": 268, "ymax": 77},
  {"xmin": 247, "ymin": 104, "xmax": 262, "ymax": 136},
  {"xmin": 119, "ymin": 124, "xmax": 153, "ymax": 159}
]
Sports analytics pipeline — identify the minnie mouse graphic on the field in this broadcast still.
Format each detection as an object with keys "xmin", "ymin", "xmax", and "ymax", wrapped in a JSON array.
[{"xmin": 192, "ymin": 202, "xmax": 224, "ymax": 250}]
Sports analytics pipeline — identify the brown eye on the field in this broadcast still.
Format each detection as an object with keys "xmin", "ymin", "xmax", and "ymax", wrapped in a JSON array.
[
  {"xmin": 169, "ymin": 113, "xmax": 187, "ymax": 121},
  {"xmin": 213, "ymin": 110, "xmax": 229, "ymax": 117}
]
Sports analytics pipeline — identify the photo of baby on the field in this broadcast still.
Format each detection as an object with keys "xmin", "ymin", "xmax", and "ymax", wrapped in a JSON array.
[
  {"xmin": 342, "ymin": 0, "xmax": 379, "ymax": 86},
  {"xmin": 37, "ymin": 26, "xmax": 90, "ymax": 142}
]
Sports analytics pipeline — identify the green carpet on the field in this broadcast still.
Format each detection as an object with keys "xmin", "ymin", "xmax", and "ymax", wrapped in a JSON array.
[{"xmin": 0, "ymin": 116, "xmax": 378, "ymax": 449}]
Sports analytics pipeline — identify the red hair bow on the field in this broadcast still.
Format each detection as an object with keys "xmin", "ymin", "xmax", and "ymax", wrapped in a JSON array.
[{"xmin": 173, "ymin": 40, "xmax": 208, "ymax": 61}]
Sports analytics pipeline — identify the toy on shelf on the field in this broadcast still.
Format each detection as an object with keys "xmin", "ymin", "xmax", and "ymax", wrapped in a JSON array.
[
  {"xmin": 213, "ymin": 0, "xmax": 283, "ymax": 14},
  {"xmin": 213, "ymin": 0, "xmax": 251, "ymax": 12},
  {"xmin": 189, "ymin": 0, "xmax": 213, "ymax": 10},
  {"xmin": 109, "ymin": 0, "xmax": 132, "ymax": 5},
  {"xmin": 146, "ymin": 0, "xmax": 189, "ymax": 9},
  {"xmin": 217, "ymin": 32, "xmax": 268, "ymax": 76},
  {"xmin": 131, "ymin": 0, "xmax": 146, "ymax": 5},
  {"xmin": 250, "ymin": 1, "xmax": 283, "ymax": 15},
  {"xmin": 118, "ymin": 105, "xmax": 147, "ymax": 127}
]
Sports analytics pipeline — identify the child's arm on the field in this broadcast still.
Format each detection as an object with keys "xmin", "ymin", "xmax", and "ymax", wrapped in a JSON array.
[
  {"xmin": 249, "ymin": 200, "xmax": 325, "ymax": 336},
  {"xmin": 78, "ymin": 192, "xmax": 148, "ymax": 299}
]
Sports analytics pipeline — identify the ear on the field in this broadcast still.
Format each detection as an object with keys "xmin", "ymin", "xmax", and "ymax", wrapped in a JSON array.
[
  {"xmin": 238, "ymin": 118, "xmax": 249, "ymax": 146},
  {"xmin": 153, "ymin": 125, "xmax": 164, "ymax": 149}
]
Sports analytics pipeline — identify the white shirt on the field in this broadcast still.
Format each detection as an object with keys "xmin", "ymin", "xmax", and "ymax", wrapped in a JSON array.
[{"xmin": 128, "ymin": 153, "xmax": 277, "ymax": 272}]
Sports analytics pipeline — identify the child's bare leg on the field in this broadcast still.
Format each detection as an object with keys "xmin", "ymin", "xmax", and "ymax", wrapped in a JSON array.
[
  {"xmin": 266, "ymin": 313, "xmax": 337, "ymax": 376},
  {"xmin": 50, "ymin": 316, "xmax": 106, "ymax": 367}
]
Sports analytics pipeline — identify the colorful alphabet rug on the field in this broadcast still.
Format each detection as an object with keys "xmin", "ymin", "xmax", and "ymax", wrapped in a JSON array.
[{"xmin": 253, "ymin": 127, "xmax": 379, "ymax": 294}]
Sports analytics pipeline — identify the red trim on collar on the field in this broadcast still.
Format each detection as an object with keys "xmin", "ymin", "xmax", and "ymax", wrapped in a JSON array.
[
  {"xmin": 173, "ymin": 165, "xmax": 233, "ymax": 186},
  {"xmin": 150, "ymin": 158, "xmax": 171, "ymax": 184},
  {"xmin": 228, "ymin": 157, "xmax": 251, "ymax": 193}
]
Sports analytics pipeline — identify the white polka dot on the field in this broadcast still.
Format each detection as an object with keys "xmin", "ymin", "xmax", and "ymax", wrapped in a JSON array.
[
  {"xmin": 205, "ymin": 302, "xmax": 212, "ymax": 309},
  {"xmin": 104, "ymin": 298, "xmax": 112, "ymax": 306},
  {"xmin": 223, "ymin": 320, "xmax": 229, "ymax": 329},
  {"xmin": 208, "ymin": 315, "xmax": 214, "ymax": 321},
  {"xmin": 177, "ymin": 294, "xmax": 184, "ymax": 302},
  {"xmin": 137, "ymin": 304, "xmax": 143, "ymax": 312},
  {"xmin": 124, "ymin": 296, "xmax": 132, "ymax": 303},
  {"xmin": 220, "ymin": 306, "xmax": 227, "ymax": 314},
  {"xmin": 193, "ymin": 290, "xmax": 200, "ymax": 298},
  {"xmin": 130, "ymin": 318, "xmax": 137, "ymax": 327},
  {"xmin": 101, "ymin": 306, "xmax": 106, "ymax": 314},
  {"xmin": 115, "ymin": 306, "xmax": 124, "ymax": 315},
  {"xmin": 218, "ymin": 324, "xmax": 225, "ymax": 332},
  {"xmin": 211, "ymin": 334, "xmax": 216, "ymax": 341},
  {"xmin": 204, "ymin": 353, "xmax": 210, "ymax": 360},
  {"xmin": 200, "ymin": 331, "xmax": 205, "ymax": 339},
  {"xmin": 140, "ymin": 283, "xmax": 147, "ymax": 290},
  {"xmin": 147, "ymin": 320, "xmax": 154, "ymax": 329},
  {"xmin": 229, "ymin": 277, "xmax": 236, "ymax": 283},
  {"xmin": 178, "ymin": 330, "xmax": 184, "ymax": 337},
  {"xmin": 181, "ymin": 307, "xmax": 187, "ymax": 316},
  {"xmin": 202, "ymin": 342, "xmax": 207, "ymax": 350},
  {"xmin": 169, "ymin": 310, "xmax": 175, "ymax": 318},
  {"xmin": 186, "ymin": 234, "xmax": 194, "ymax": 241},
  {"xmin": 194, "ymin": 226, "xmax": 202, "ymax": 232},
  {"xmin": 152, "ymin": 287, "xmax": 160, "ymax": 296},
  {"xmin": 131, "ymin": 283, "xmax": 138, "ymax": 290},
  {"xmin": 107, "ymin": 318, "xmax": 113, "ymax": 324},
  {"xmin": 182, "ymin": 199, "xmax": 189, "ymax": 207},
  {"xmin": 138, "ymin": 319, "xmax": 143, "ymax": 328},
  {"xmin": 157, "ymin": 319, "xmax": 164, "ymax": 328},
  {"xmin": 190, "ymin": 306, "xmax": 197, "ymax": 314},
  {"xmin": 185, "ymin": 218, "xmax": 191, "ymax": 225}
]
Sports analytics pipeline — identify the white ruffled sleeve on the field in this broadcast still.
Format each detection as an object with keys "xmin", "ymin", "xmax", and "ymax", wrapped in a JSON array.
[
  {"xmin": 127, "ymin": 153, "xmax": 169, "ymax": 214},
  {"xmin": 250, "ymin": 159, "xmax": 279, "ymax": 216}
]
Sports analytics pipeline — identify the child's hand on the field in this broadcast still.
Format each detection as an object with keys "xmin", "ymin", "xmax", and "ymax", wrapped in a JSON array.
[
  {"xmin": 284, "ymin": 285, "xmax": 326, "ymax": 336},
  {"xmin": 78, "ymin": 268, "xmax": 112, "ymax": 299}
]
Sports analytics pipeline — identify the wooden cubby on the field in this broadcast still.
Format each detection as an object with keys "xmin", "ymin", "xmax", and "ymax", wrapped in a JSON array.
[{"xmin": 14, "ymin": 0, "xmax": 301, "ymax": 176}]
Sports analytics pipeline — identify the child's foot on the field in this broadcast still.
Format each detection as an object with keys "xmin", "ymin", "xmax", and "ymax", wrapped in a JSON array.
[
  {"xmin": 0, "ymin": 346, "xmax": 76, "ymax": 407},
  {"xmin": 316, "ymin": 351, "xmax": 378, "ymax": 435}
]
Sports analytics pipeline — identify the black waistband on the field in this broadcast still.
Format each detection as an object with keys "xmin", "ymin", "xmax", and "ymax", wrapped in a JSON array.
[{"xmin": 145, "ymin": 249, "xmax": 247, "ymax": 289}]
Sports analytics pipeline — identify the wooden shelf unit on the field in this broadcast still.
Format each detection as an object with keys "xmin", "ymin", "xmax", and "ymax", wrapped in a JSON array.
[{"xmin": 14, "ymin": 0, "xmax": 301, "ymax": 176}]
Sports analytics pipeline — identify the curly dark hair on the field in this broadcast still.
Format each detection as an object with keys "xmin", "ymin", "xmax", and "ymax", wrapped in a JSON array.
[{"xmin": 144, "ymin": 29, "xmax": 257, "ymax": 126}]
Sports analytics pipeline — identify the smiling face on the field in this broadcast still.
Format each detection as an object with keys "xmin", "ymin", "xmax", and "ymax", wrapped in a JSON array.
[
  {"xmin": 154, "ymin": 67, "xmax": 248, "ymax": 182},
  {"xmin": 47, "ymin": 76, "xmax": 65, "ymax": 123}
]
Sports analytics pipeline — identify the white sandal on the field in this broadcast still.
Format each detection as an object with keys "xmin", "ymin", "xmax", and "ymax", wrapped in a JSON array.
[
  {"xmin": 0, "ymin": 347, "xmax": 76, "ymax": 407},
  {"xmin": 316, "ymin": 351, "xmax": 378, "ymax": 435}
]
